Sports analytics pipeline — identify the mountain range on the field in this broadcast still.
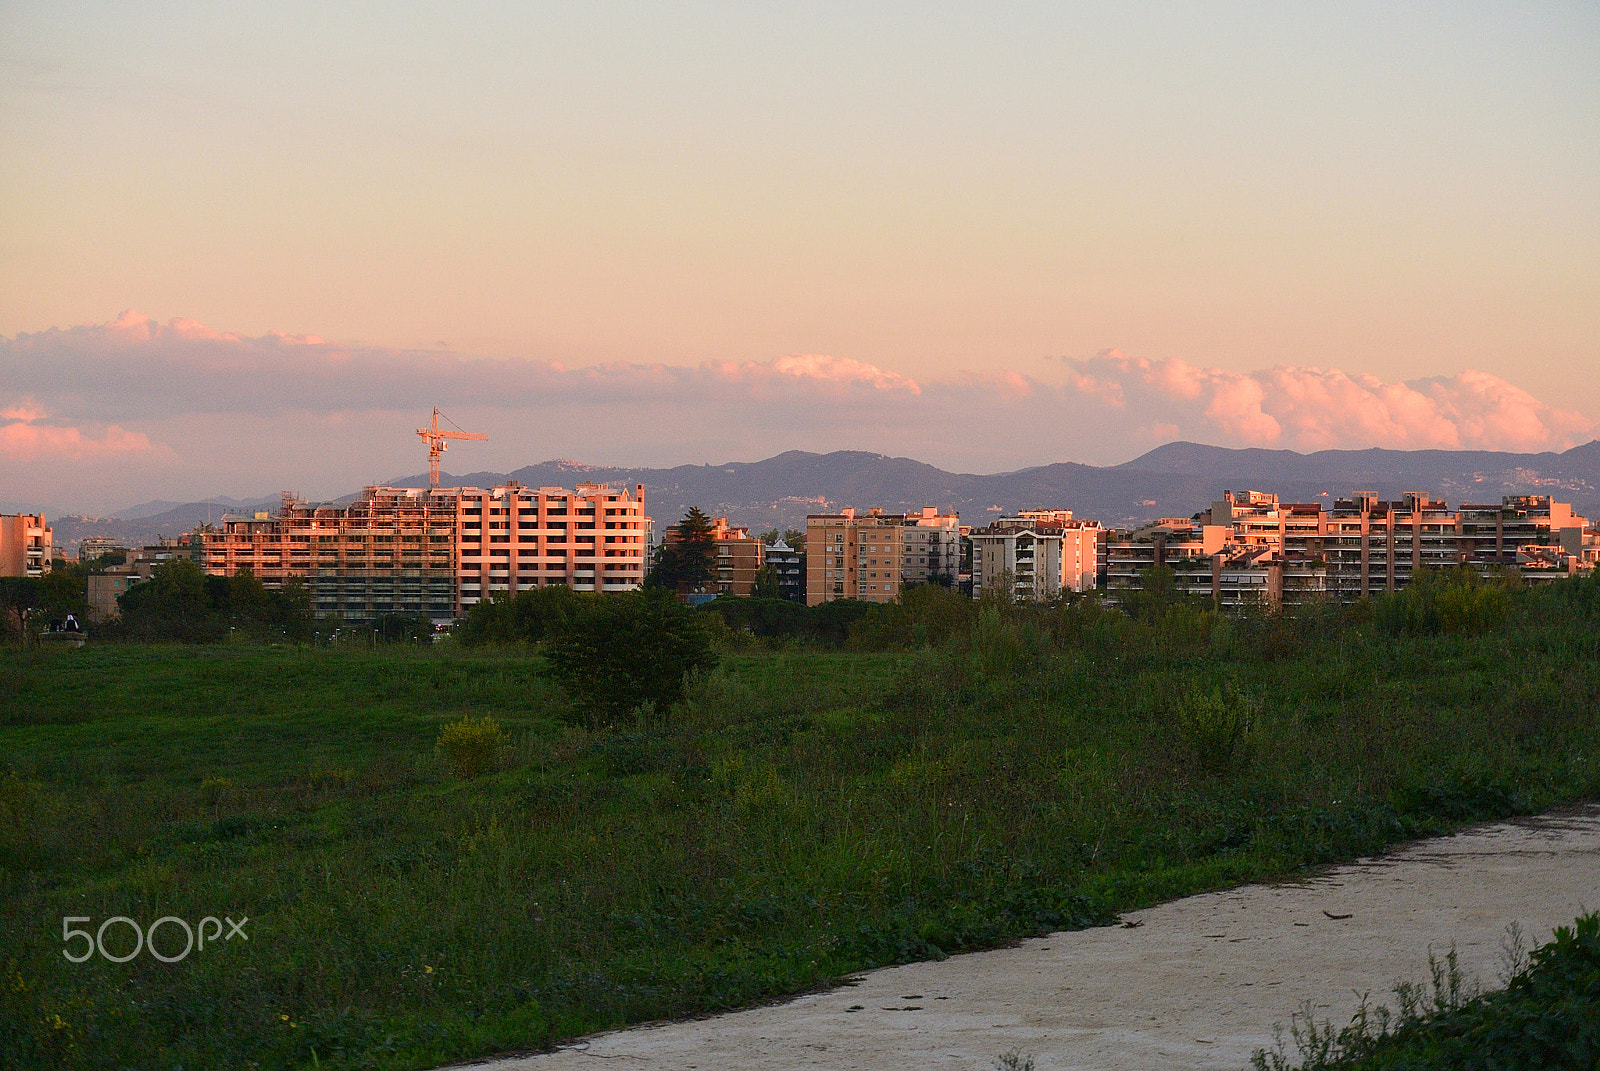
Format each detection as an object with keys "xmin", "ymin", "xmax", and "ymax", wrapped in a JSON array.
[{"xmin": 42, "ymin": 439, "xmax": 1600, "ymax": 552}]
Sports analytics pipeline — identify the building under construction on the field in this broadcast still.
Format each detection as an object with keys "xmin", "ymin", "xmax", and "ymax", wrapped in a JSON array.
[{"xmin": 201, "ymin": 481, "xmax": 649, "ymax": 621}]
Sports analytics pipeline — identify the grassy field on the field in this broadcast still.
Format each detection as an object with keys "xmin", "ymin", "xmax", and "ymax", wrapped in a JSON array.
[{"xmin": 3, "ymin": 580, "xmax": 1599, "ymax": 1069}]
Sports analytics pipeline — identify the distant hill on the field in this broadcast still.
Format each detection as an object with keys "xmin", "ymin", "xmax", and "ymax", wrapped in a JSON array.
[
  {"xmin": 393, "ymin": 439, "xmax": 1600, "ymax": 532},
  {"xmin": 38, "ymin": 440, "xmax": 1600, "ymax": 552},
  {"xmin": 49, "ymin": 497, "xmax": 278, "ymax": 554}
]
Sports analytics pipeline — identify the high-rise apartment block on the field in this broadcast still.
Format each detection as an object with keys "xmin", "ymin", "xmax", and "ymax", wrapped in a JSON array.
[
  {"xmin": 805, "ymin": 508, "xmax": 907, "ymax": 605},
  {"xmin": 200, "ymin": 481, "xmax": 647, "ymax": 620},
  {"xmin": 455, "ymin": 483, "xmax": 648, "ymax": 610},
  {"xmin": 901, "ymin": 507, "xmax": 962, "ymax": 586},
  {"xmin": 970, "ymin": 512, "xmax": 1103, "ymax": 601},
  {"xmin": 0, "ymin": 514, "xmax": 52, "ymax": 578}
]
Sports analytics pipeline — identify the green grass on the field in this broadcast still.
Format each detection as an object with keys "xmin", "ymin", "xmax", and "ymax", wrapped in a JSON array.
[
  {"xmin": 3, "ymin": 584, "xmax": 1599, "ymax": 1070},
  {"xmin": 1253, "ymin": 913, "xmax": 1600, "ymax": 1070}
]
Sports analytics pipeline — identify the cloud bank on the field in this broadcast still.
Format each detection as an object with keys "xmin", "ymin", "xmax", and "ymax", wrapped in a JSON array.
[
  {"xmin": 0, "ymin": 399, "xmax": 158, "ymax": 461},
  {"xmin": 1062, "ymin": 351, "xmax": 1595, "ymax": 454},
  {"xmin": 2, "ymin": 312, "xmax": 1593, "ymax": 512}
]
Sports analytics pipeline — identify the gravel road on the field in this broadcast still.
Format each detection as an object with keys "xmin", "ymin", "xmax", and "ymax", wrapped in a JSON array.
[{"xmin": 452, "ymin": 805, "xmax": 1600, "ymax": 1071}]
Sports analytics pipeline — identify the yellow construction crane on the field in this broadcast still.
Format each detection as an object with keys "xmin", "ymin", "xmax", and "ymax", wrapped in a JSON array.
[{"xmin": 416, "ymin": 408, "xmax": 487, "ymax": 487}]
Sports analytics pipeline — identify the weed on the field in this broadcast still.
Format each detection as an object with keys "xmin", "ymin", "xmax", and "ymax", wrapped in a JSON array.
[
  {"xmin": 1174, "ymin": 685, "xmax": 1257, "ymax": 776},
  {"xmin": 436, "ymin": 714, "xmax": 511, "ymax": 778}
]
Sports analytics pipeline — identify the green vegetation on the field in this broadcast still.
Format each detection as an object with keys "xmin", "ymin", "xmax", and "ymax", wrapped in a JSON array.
[
  {"xmin": 0, "ymin": 564, "xmax": 92, "ymax": 640},
  {"xmin": 541, "ymin": 587, "xmax": 718, "ymax": 725},
  {"xmin": 646, "ymin": 506, "xmax": 717, "ymax": 593},
  {"xmin": 435, "ymin": 715, "xmax": 511, "ymax": 779},
  {"xmin": 115, "ymin": 560, "xmax": 313, "ymax": 644},
  {"xmin": 2, "ymin": 572, "xmax": 1599, "ymax": 1070},
  {"xmin": 1253, "ymin": 912, "xmax": 1600, "ymax": 1070}
]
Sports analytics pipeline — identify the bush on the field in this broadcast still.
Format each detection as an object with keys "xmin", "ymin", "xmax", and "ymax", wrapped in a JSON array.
[
  {"xmin": 458, "ymin": 585, "xmax": 583, "ymax": 646},
  {"xmin": 544, "ymin": 588, "xmax": 719, "ymax": 726},
  {"xmin": 1175, "ymin": 685, "xmax": 1256, "ymax": 776},
  {"xmin": 1376, "ymin": 567, "xmax": 1511, "ymax": 637},
  {"xmin": 435, "ymin": 714, "xmax": 510, "ymax": 778}
]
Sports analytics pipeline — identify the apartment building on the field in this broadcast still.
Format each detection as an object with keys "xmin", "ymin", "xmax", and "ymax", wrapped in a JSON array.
[
  {"xmin": 78, "ymin": 537, "xmax": 126, "ymax": 562},
  {"xmin": 1112, "ymin": 490, "xmax": 1592, "ymax": 605},
  {"xmin": 205, "ymin": 487, "xmax": 459, "ymax": 620},
  {"xmin": 970, "ymin": 513, "xmax": 1103, "ymax": 601},
  {"xmin": 762, "ymin": 538, "xmax": 804, "ymax": 601},
  {"xmin": 0, "ymin": 513, "xmax": 52, "ymax": 578},
  {"xmin": 660, "ymin": 515, "xmax": 764, "ymax": 596},
  {"xmin": 805, "ymin": 508, "xmax": 907, "ymax": 605},
  {"xmin": 200, "ymin": 481, "xmax": 648, "ymax": 620},
  {"xmin": 456, "ymin": 482, "xmax": 648, "ymax": 611},
  {"xmin": 901, "ymin": 506, "xmax": 961, "ymax": 586},
  {"xmin": 86, "ymin": 537, "xmax": 205, "ymax": 620},
  {"xmin": 1105, "ymin": 518, "xmax": 1229, "ymax": 596}
]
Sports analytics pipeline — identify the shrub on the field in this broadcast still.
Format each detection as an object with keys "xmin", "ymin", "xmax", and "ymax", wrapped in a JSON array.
[
  {"xmin": 458, "ymin": 585, "xmax": 584, "ymax": 646},
  {"xmin": 1376, "ymin": 567, "xmax": 1511, "ymax": 637},
  {"xmin": 1175, "ymin": 685, "xmax": 1256, "ymax": 776},
  {"xmin": 543, "ymin": 588, "xmax": 719, "ymax": 726},
  {"xmin": 435, "ymin": 714, "xmax": 510, "ymax": 778}
]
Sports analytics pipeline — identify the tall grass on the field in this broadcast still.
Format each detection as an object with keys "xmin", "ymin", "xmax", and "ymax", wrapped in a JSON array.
[{"xmin": 1, "ymin": 574, "xmax": 1598, "ymax": 1069}]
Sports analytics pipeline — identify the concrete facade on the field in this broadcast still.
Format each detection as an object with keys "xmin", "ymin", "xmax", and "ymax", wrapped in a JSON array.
[
  {"xmin": 805, "ymin": 508, "xmax": 907, "ymax": 605},
  {"xmin": 971, "ymin": 513, "xmax": 1105, "ymax": 600},
  {"xmin": 0, "ymin": 513, "xmax": 52, "ymax": 578},
  {"xmin": 456, "ymin": 482, "xmax": 648, "ymax": 611},
  {"xmin": 900, "ymin": 507, "xmax": 962, "ymax": 587},
  {"xmin": 763, "ymin": 539, "xmax": 805, "ymax": 600},
  {"xmin": 200, "ymin": 482, "xmax": 648, "ymax": 620}
]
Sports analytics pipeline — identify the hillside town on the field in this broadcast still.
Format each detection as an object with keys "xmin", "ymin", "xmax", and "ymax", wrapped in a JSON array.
[{"xmin": 5, "ymin": 480, "xmax": 1598, "ymax": 628}]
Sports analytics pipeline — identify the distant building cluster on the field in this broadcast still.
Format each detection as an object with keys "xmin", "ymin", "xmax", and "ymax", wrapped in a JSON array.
[
  {"xmin": 1105, "ymin": 490, "xmax": 1598, "ymax": 608},
  {"xmin": 6, "ymin": 482, "xmax": 1597, "ymax": 623}
]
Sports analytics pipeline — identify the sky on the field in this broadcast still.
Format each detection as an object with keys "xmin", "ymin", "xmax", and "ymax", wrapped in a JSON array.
[{"xmin": 2, "ymin": 3, "xmax": 1597, "ymax": 514}]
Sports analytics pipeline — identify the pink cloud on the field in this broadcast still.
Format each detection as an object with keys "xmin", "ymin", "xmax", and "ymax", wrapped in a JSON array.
[
  {"xmin": 1, "ymin": 401, "xmax": 48, "ymax": 422},
  {"xmin": 1061, "ymin": 351, "xmax": 1596, "ymax": 453},
  {"xmin": 708, "ymin": 354, "xmax": 921, "ymax": 393},
  {"xmin": 1, "ymin": 312, "xmax": 1594, "ymax": 505},
  {"xmin": 0, "ymin": 408, "xmax": 157, "ymax": 460}
]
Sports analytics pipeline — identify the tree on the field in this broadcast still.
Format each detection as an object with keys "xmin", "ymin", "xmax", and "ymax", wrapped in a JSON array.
[
  {"xmin": 544, "ymin": 587, "xmax": 718, "ymax": 725},
  {"xmin": 118, "ymin": 558, "xmax": 224, "ymax": 642},
  {"xmin": 114, "ymin": 561, "xmax": 312, "ymax": 643},
  {"xmin": 0, "ymin": 577, "xmax": 43, "ymax": 644},
  {"xmin": 458, "ymin": 585, "xmax": 583, "ymax": 645},
  {"xmin": 32, "ymin": 561, "xmax": 90, "ymax": 625},
  {"xmin": 649, "ymin": 507, "xmax": 718, "ymax": 594},
  {"xmin": 751, "ymin": 564, "xmax": 782, "ymax": 600}
]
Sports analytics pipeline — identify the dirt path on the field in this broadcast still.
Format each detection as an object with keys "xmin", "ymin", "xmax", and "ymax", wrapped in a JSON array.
[{"xmin": 457, "ymin": 806, "xmax": 1600, "ymax": 1071}]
